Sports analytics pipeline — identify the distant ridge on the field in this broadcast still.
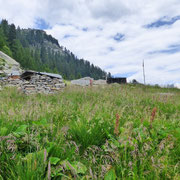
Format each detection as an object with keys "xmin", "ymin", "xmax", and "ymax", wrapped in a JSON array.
[{"xmin": 0, "ymin": 19, "xmax": 109, "ymax": 80}]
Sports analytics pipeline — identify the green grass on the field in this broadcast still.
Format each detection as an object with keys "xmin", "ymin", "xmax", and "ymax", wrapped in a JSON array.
[{"xmin": 0, "ymin": 84, "xmax": 180, "ymax": 179}]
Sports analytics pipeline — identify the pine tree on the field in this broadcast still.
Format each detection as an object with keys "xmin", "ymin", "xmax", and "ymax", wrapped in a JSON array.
[
  {"xmin": 1, "ymin": 19, "xmax": 9, "ymax": 38},
  {"xmin": 8, "ymin": 24, "xmax": 16, "ymax": 49},
  {"xmin": 0, "ymin": 27, "xmax": 6, "ymax": 49}
]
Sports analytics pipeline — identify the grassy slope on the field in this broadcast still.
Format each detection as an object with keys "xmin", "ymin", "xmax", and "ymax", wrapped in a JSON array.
[{"xmin": 0, "ymin": 84, "xmax": 180, "ymax": 179}]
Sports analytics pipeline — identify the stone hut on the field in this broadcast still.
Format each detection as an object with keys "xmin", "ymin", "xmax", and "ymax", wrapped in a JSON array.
[
  {"xmin": 0, "ymin": 70, "xmax": 65, "ymax": 94},
  {"xmin": 20, "ymin": 71, "xmax": 65, "ymax": 94}
]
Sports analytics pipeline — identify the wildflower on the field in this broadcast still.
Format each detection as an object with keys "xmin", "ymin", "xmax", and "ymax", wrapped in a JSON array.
[
  {"xmin": 114, "ymin": 113, "xmax": 120, "ymax": 136},
  {"xmin": 44, "ymin": 149, "xmax": 47, "ymax": 163},
  {"xmin": 48, "ymin": 161, "xmax": 51, "ymax": 180},
  {"xmin": 150, "ymin": 107, "xmax": 157, "ymax": 128}
]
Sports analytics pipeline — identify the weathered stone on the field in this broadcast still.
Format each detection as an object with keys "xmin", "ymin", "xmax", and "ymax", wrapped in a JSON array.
[
  {"xmin": 71, "ymin": 77, "xmax": 93, "ymax": 86},
  {"xmin": 93, "ymin": 79, "xmax": 107, "ymax": 85},
  {"xmin": 24, "ymin": 85, "xmax": 36, "ymax": 88},
  {"xmin": 51, "ymin": 87, "xmax": 62, "ymax": 91},
  {"xmin": 0, "ymin": 51, "xmax": 22, "ymax": 75},
  {"xmin": 1, "ymin": 71, "xmax": 65, "ymax": 94},
  {"xmin": 55, "ymin": 83, "xmax": 65, "ymax": 88}
]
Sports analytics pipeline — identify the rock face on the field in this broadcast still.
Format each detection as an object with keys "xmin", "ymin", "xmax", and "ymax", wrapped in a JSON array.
[{"xmin": 0, "ymin": 51, "xmax": 22, "ymax": 76}]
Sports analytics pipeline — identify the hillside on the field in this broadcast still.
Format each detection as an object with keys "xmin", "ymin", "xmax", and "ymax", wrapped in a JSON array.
[
  {"xmin": 0, "ymin": 19, "xmax": 108, "ymax": 80},
  {"xmin": 0, "ymin": 84, "xmax": 180, "ymax": 179}
]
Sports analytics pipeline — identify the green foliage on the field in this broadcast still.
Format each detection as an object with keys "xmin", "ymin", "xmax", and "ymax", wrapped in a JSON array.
[
  {"xmin": 8, "ymin": 24, "xmax": 16, "ymax": 48},
  {"xmin": 0, "ymin": 83, "xmax": 180, "ymax": 179},
  {"xmin": 0, "ymin": 28, "xmax": 6, "ymax": 49},
  {"xmin": 49, "ymin": 157, "xmax": 60, "ymax": 165},
  {"xmin": 0, "ymin": 127, "xmax": 8, "ymax": 136},
  {"xmin": 104, "ymin": 168, "xmax": 117, "ymax": 180},
  {"xmin": 2, "ymin": 45, "xmax": 12, "ymax": 57}
]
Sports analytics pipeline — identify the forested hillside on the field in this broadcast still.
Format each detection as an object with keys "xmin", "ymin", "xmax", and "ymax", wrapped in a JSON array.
[{"xmin": 0, "ymin": 19, "xmax": 108, "ymax": 79}]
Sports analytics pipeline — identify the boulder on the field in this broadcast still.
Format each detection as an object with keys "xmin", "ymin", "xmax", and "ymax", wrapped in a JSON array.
[
  {"xmin": 93, "ymin": 79, "xmax": 107, "ymax": 85},
  {"xmin": 71, "ymin": 77, "xmax": 94, "ymax": 86}
]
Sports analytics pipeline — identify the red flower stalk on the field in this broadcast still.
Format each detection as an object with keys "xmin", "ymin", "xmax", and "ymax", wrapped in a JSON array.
[
  {"xmin": 114, "ymin": 113, "xmax": 120, "ymax": 136},
  {"xmin": 150, "ymin": 107, "xmax": 157, "ymax": 125}
]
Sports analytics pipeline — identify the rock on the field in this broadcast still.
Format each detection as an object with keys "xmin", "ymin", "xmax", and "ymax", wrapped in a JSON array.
[
  {"xmin": 71, "ymin": 77, "xmax": 107, "ymax": 86},
  {"xmin": 55, "ymin": 83, "xmax": 66, "ymax": 88},
  {"xmin": 93, "ymin": 79, "xmax": 106, "ymax": 85},
  {"xmin": 0, "ymin": 51, "xmax": 22, "ymax": 76},
  {"xmin": 71, "ymin": 77, "xmax": 94, "ymax": 86}
]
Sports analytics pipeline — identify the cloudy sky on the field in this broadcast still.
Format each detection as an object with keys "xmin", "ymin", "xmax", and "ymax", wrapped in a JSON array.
[{"xmin": 0, "ymin": 0, "xmax": 180, "ymax": 86}]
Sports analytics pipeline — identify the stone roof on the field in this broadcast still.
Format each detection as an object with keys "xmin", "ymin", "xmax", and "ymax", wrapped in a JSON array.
[
  {"xmin": 8, "ymin": 71, "xmax": 21, "ymax": 76},
  {"xmin": 38, "ymin": 72, "xmax": 62, "ymax": 79},
  {"xmin": 21, "ymin": 70, "xmax": 63, "ymax": 80}
]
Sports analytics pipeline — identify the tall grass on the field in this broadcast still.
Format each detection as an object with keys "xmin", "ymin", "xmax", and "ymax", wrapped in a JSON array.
[{"xmin": 0, "ymin": 84, "xmax": 180, "ymax": 179}]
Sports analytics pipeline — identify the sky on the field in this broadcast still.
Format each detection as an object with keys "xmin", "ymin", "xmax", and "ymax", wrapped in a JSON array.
[{"xmin": 0, "ymin": 0, "xmax": 180, "ymax": 86}]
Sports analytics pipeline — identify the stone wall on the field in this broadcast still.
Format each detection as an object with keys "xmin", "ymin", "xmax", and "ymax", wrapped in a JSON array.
[{"xmin": 0, "ymin": 74, "xmax": 65, "ymax": 94}]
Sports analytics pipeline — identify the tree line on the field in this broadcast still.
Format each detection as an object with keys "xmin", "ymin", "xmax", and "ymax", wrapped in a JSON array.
[{"xmin": 0, "ymin": 19, "xmax": 110, "ymax": 79}]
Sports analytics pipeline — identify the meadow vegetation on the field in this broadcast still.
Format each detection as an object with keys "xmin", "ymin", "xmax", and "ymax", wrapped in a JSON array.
[{"xmin": 0, "ymin": 84, "xmax": 180, "ymax": 179}]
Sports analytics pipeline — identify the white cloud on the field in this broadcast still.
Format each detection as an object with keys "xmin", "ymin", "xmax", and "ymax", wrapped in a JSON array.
[
  {"xmin": 0, "ymin": 0, "xmax": 180, "ymax": 85},
  {"xmin": 174, "ymin": 83, "xmax": 180, "ymax": 89}
]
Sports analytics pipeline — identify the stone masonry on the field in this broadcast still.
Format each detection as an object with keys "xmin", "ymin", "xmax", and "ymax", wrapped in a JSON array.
[{"xmin": 0, "ymin": 74, "xmax": 65, "ymax": 94}]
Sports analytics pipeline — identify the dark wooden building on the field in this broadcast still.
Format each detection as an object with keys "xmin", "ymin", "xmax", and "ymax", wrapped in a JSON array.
[{"xmin": 107, "ymin": 77, "xmax": 127, "ymax": 84}]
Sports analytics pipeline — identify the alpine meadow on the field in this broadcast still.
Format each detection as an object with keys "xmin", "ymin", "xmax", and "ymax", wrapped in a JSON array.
[
  {"xmin": 0, "ymin": 85, "xmax": 180, "ymax": 179},
  {"xmin": 1, "ymin": 0, "xmax": 180, "ymax": 179}
]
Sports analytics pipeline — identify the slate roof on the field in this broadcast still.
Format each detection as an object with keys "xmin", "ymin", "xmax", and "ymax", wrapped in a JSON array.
[
  {"xmin": 21, "ymin": 70, "xmax": 62, "ymax": 79},
  {"xmin": 39, "ymin": 72, "xmax": 62, "ymax": 79},
  {"xmin": 8, "ymin": 71, "xmax": 21, "ymax": 76}
]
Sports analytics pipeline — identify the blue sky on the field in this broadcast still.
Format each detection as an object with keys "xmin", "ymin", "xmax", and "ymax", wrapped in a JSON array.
[
  {"xmin": 146, "ymin": 16, "xmax": 180, "ymax": 28},
  {"xmin": 0, "ymin": 0, "xmax": 180, "ymax": 87},
  {"xmin": 35, "ymin": 18, "xmax": 50, "ymax": 29}
]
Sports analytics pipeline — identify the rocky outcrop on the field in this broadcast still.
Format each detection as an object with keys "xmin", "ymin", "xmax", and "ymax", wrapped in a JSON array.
[{"xmin": 0, "ymin": 51, "xmax": 22, "ymax": 76}]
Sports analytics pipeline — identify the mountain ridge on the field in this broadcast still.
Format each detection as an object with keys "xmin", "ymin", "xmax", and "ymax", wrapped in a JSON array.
[{"xmin": 0, "ymin": 19, "xmax": 109, "ymax": 80}]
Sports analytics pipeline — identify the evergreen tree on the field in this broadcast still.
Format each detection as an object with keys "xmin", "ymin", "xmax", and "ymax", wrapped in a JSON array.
[
  {"xmin": 8, "ymin": 24, "xmax": 16, "ymax": 45},
  {"xmin": 0, "ymin": 27, "xmax": 6, "ymax": 49},
  {"xmin": 1, "ymin": 19, "xmax": 9, "ymax": 37},
  {"xmin": 0, "ymin": 20, "xmax": 108, "ymax": 80}
]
